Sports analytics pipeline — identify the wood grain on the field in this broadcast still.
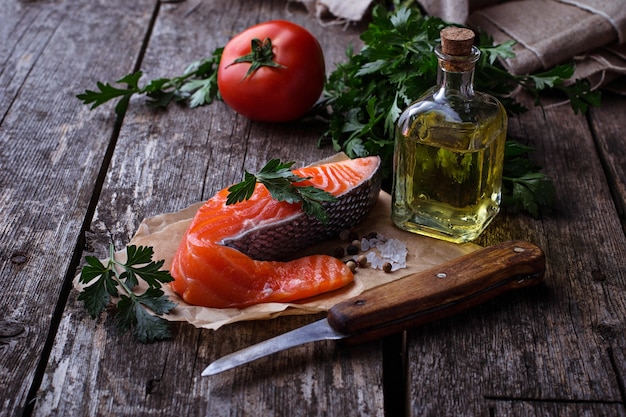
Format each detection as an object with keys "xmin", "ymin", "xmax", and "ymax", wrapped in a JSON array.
[
  {"xmin": 0, "ymin": 1, "xmax": 155, "ymax": 416},
  {"xmin": 587, "ymin": 92, "xmax": 626, "ymax": 221},
  {"xmin": 1, "ymin": 0, "xmax": 625, "ymax": 416},
  {"xmin": 406, "ymin": 97, "xmax": 626, "ymax": 415},
  {"xmin": 31, "ymin": 1, "xmax": 383, "ymax": 416},
  {"xmin": 329, "ymin": 241, "xmax": 544, "ymax": 339}
]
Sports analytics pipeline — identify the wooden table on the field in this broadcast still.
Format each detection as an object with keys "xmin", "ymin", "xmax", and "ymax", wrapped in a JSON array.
[{"xmin": 2, "ymin": 0, "xmax": 625, "ymax": 415}]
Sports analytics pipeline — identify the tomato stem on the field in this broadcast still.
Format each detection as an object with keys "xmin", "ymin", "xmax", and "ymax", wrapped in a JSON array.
[{"xmin": 227, "ymin": 38, "xmax": 286, "ymax": 79}]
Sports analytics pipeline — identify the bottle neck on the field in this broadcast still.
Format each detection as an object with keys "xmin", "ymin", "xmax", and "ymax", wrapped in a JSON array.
[
  {"xmin": 434, "ymin": 45, "xmax": 480, "ymax": 99},
  {"xmin": 437, "ymin": 67, "xmax": 476, "ymax": 97}
]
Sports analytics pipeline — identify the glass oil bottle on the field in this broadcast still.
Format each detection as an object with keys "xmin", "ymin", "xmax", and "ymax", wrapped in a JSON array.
[{"xmin": 392, "ymin": 27, "xmax": 507, "ymax": 243}]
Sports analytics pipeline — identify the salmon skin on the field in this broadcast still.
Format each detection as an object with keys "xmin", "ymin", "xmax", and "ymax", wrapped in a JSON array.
[
  {"xmin": 170, "ymin": 156, "xmax": 382, "ymax": 309},
  {"xmin": 223, "ymin": 159, "xmax": 382, "ymax": 261}
]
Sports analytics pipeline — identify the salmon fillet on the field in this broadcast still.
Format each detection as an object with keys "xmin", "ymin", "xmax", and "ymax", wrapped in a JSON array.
[{"xmin": 170, "ymin": 156, "xmax": 381, "ymax": 308}]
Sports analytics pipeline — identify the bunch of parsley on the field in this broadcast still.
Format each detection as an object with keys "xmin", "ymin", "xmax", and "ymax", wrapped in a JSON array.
[{"xmin": 316, "ymin": 3, "xmax": 600, "ymax": 217}]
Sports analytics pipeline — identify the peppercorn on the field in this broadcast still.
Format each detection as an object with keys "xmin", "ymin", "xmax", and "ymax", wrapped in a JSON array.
[
  {"xmin": 346, "ymin": 260, "xmax": 357, "ymax": 272},
  {"xmin": 382, "ymin": 262, "xmax": 392, "ymax": 273},
  {"xmin": 356, "ymin": 255, "xmax": 368, "ymax": 268},
  {"xmin": 346, "ymin": 244, "xmax": 359, "ymax": 255},
  {"xmin": 332, "ymin": 246, "xmax": 345, "ymax": 258}
]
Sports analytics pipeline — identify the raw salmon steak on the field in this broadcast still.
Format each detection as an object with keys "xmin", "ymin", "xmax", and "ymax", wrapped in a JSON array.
[{"xmin": 170, "ymin": 156, "xmax": 382, "ymax": 308}]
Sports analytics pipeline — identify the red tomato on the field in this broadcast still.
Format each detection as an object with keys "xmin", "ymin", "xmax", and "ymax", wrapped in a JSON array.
[{"xmin": 218, "ymin": 20, "xmax": 325, "ymax": 122}]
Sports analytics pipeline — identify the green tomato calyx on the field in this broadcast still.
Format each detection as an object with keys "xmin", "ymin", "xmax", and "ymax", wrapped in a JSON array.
[{"xmin": 228, "ymin": 38, "xmax": 286, "ymax": 79}]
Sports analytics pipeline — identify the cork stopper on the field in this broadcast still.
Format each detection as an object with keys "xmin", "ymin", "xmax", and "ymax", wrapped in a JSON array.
[
  {"xmin": 440, "ymin": 27, "xmax": 475, "ymax": 56},
  {"xmin": 438, "ymin": 27, "xmax": 478, "ymax": 72}
]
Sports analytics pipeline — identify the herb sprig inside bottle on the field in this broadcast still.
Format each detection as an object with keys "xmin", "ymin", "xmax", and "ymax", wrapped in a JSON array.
[{"xmin": 226, "ymin": 159, "xmax": 336, "ymax": 223}]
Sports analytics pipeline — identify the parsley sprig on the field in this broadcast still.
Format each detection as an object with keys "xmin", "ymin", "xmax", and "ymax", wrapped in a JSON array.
[
  {"xmin": 76, "ymin": 48, "xmax": 223, "ymax": 117},
  {"xmin": 226, "ymin": 159, "xmax": 337, "ymax": 223},
  {"xmin": 476, "ymin": 37, "xmax": 601, "ymax": 115},
  {"xmin": 78, "ymin": 244, "xmax": 176, "ymax": 343}
]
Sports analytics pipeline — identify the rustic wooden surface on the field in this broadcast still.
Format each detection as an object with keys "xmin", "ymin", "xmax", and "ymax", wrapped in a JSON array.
[{"xmin": 0, "ymin": 0, "xmax": 624, "ymax": 416}]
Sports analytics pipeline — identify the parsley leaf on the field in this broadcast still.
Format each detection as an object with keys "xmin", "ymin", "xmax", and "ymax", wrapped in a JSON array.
[
  {"xmin": 501, "ymin": 140, "xmax": 555, "ymax": 218},
  {"xmin": 226, "ymin": 159, "xmax": 337, "ymax": 223},
  {"xmin": 78, "ymin": 244, "xmax": 176, "ymax": 343},
  {"xmin": 480, "ymin": 39, "xmax": 517, "ymax": 65}
]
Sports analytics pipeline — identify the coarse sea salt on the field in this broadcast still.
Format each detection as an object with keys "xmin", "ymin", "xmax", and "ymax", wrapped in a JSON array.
[{"xmin": 358, "ymin": 233, "xmax": 408, "ymax": 272}]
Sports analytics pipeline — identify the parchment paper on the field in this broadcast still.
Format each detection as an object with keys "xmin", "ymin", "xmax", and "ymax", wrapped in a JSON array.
[
  {"xmin": 74, "ymin": 150, "xmax": 481, "ymax": 330},
  {"xmin": 79, "ymin": 192, "xmax": 477, "ymax": 330}
]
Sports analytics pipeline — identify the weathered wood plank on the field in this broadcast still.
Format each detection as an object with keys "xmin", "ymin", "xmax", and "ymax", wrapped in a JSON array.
[
  {"xmin": 405, "ymin": 98, "xmax": 626, "ymax": 415},
  {"xmin": 488, "ymin": 400, "xmax": 626, "ymax": 416},
  {"xmin": 34, "ymin": 1, "xmax": 385, "ymax": 416},
  {"xmin": 587, "ymin": 92, "xmax": 626, "ymax": 222},
  {"xmin": 586, "ymin": 91, "xmax": 626, "ymax": 411},
  {"xmin": 0, "ymin": 1, "xmax": 156, "ymax": 416},
  {"xmin": 10, "ymin": 0, "xmax": 623, "ymax": 415}
]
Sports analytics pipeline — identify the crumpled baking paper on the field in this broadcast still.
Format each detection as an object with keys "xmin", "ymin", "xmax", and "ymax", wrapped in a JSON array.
[
  {"xmin": 74, "ymin": 192, "xmax": 480, "ymax": 329},
  {"xmin": 74, "ymin": 173, "xmax": 479, "ymax": 331}
]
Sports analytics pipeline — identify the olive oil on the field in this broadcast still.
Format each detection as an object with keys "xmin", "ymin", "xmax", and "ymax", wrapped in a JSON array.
[{"xmin": 392, "ymin": 27, "xmax": 507, "ymax": 243}]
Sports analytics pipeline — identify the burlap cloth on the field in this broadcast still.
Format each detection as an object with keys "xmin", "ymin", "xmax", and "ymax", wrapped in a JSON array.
[
  {"xmin": 466, "ymin": 0, "xmax": 626, "ymax": 93},
  {"xmin": 294, "ymin": 0, "xmax": 626, "ymax": 93},
  {"xmin": 288, "ymin": 0, "xmax": 373, "ymax": 23}
]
